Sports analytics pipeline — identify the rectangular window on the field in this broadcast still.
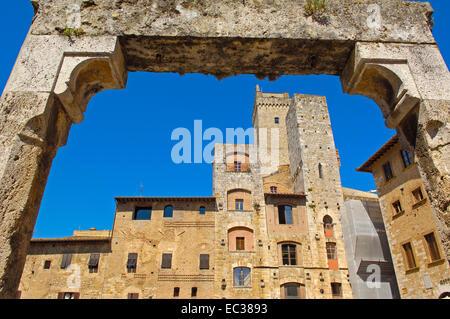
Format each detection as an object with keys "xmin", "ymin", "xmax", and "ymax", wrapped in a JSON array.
[
  {"xmin": 161, "ymin": 253, "xmax": 172, "ymax": 269},
  {"xmin": 191, "ymin": 287, "xmax": 197, "ymax": 297},
  {"xmin": 412, "ymin": 188, "xmax": 424, "ymax": 202},
  {"xmin": 284, "ymin": 284, "xmax": 299, "ymax": 299},
  {"xmin": 235, "ymin": 199, "xmax": 243, "ymax": 210},
  {"xmin": 199, "ymin": 254, "xmax": 210, "ymax": 270},
  {"xmin": 88, "ymin": 253, "xmax": 100, "ymax": 273},
  {"xmin": 278, "ymin": 205, "xmax": 293, "ymax": 224},
  {"xmin": 236, "ymin": 237, "xmax": 245, "ymax": 251},
  {"xmin": 281, "ymin": 244, "xmax": 297, "ymax": 265},
  {"xmin": 173, "ymin": 287, "xmax": 180, "ymax": 297},
  {"xmin": 60, "ymin": 254, "xmax": 72, "ymax": 269},
  {"xmin": 127, "ymin": 253, "xmax": 137, "ymax": 273},
  {"xmin": 134, "ymin": 207, "xmax": 152, "ymax": 220},
  {"xmin": 233, "ymin": 267, "xmax": 251, "ymax": 287},
  {"xmin": 425, "ymin": 233, "xmax": 441, "ymax": 262},
  {"xmin": 392, "ymin": 200, "xmax": 403, "ymax": 215},
  {"xmin": 331, "ymin": 283, "xmax": 342, "ymax": 297},
  {"xmin": 44, "ymin": 260, "xmax": 51, "ymax": 269},
  {"xmin": 58, "ymin": 292, "xmax": 80, "ymax": 299},
  {"xmin": 401, "ymin": 150, "xmax": 413, "ymax": 168},
  {"xmin": 326, "ymin": 243, "xmax": 337, "ymax": 260},
  {"xmin": 270, "ymin": 186, "xmax": 277, "ymax": 193},
  {"xmin": 234, "ymin": 161, "xmax": 242, "ymax": 172},
  {"xmin": 127, "ymin": 293, "xmax": 139, "ymax": 299},
  {"xmin": 274, "ymin": 117, "xmax": 279, "ymax": 124},
  {"xmin": 382, "ymin": 162, "xmax": 394, "ymax": 182},
  {"xmin": 402, "ymin": 242, "xmax": 416, "ymax": 269}
]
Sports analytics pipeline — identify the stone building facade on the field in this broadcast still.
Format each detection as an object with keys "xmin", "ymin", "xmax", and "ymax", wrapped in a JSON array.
[
  {"xmin": 357, "ymin": 135, "xmax": 450, "ymax": 299},
  {"xmin": 19, "ymin": 89, "xmax": 360, "ymax": 299}
]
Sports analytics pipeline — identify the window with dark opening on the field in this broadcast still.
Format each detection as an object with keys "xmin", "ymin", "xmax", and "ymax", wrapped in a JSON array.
[
  {"xmin": 161, "ymin": 253, "xmax": 172, "ymax": 269},
  {"xmin": 88, "ymin": 253, "xmax": 100, "ymax": 273},
  {"xmin": 424, "ymin": 232, "xmax": 441, "ymax": 262},
  {"xmin": 60, "ymin": 254, "xmax": 72, "ymax": 269},
  {"xmin": 402, "ymin": 242, "xmax": 416, "ymax": 269},
  {"xmin": 412, "ymin": 188, "xmax": 424, "ymax": 202},
  {"xmin": 134, "ymin": 207, "xmax": 152, "ymax": 220},
  {"xmin": 382, "ymin": 162, "xmax": 394, "ymax": 182},
  {"xmin": 199, "ymin": 206, "xmax": 206, "ymax": 215},
  {"xmin": 44, "ymin": 260, "xmax": 51, "ymax": 269},
  {"xmin": 274, "ymin": 117, "xmax": 279, "ymax": 124},
  {"xmin": 401, "ymin": 149, "xmax": 413, "ymax": 168},
  {"xmin": 191, "ymin": 287, "xmax": 198, "ymax": 297},
  {"xmin": 127, "ymin": 253, "xmax": 137, "ymax": 273},
  {"xmin": 164, "ymin": 205, "xmax": 173, "ymax": 218},
  {"xmin": 283, "ymin": 283, "xmax": 300, "ymax": 299},
  {"xmin": 199, "ymin": 254, "xmax": 210, "ymax": 269},
  {"xmin": 392, "ymin": 200, "xmax": 403, "ymax": 215},
  {"xmin": 278, "ymin": 205, "xmax": 293, "ymax": 224},
  {"xmin": 173, "ymin": 287, "xmax": 180, "ymax": 297},
  {"xmin": 281, "ymin": 244, "xmax": 297, "ymax": 265},
  {"xmin": 331, "ymin": 283, "xmax": 342, "ymax": 297},
  {"xmin": 234, "ymin": 161, "xmax": 242, "ymax": 172},
  {"xmin": 270, "ymin": 186, "xmax": 277, "ymax": 193}
]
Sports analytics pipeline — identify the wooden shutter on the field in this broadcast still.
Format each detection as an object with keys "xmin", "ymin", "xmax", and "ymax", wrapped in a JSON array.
[
  {"xmin": 161, "ymin": 253, "xmax": 172, "ymax": 269},
  {"xmin": 199, "ymin": 254, "xmax": 209, "ymax": 269},
  {"xmin": 127, "ymin": 253, "xmax": 137, "ymax": 267},
  {"xmin": 88, "ymin": 253, "xmax": 100, "ymax": 267},
  {"xmin": 60, "ymin": 254, "xmax": 72, "ymax": 269}
]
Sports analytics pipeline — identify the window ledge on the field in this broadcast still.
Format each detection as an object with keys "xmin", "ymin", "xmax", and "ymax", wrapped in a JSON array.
[
  {"xmin": 228, "ymin": 210, "xmax": 253, "ymax": 213},
  {"xmin": 427, "ymin": 259, "xmax": 445, "ymax": 268},
  {"xmin": 405, "ymin": 267, "xmax": 420, "ymax": 275},
  {"xmin": 402, "ymin": 164, "xmax": 415, "ymax": 172},
  {"xmin": 392, "ymin": 211, "xmax": 405, "ymax": 220},
  {"xmin": 412, "ymin": 198, "xmax": 427, "ymax": 210},
  {"xmin": 384, "ymin": 176, "xmax": 396, "ymax": 185},
  {"xmin": 233, "ymin": 286, "xmax": 252, "ymax": 289}
]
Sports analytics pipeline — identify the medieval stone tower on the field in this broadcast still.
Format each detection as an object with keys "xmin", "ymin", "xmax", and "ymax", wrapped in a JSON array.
[{"xmin": 18, "ymin": 89, "xmax": 352, "ymax": 299}]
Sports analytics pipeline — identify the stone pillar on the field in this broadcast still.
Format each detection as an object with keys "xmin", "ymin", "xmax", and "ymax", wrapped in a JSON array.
[
  {"xmin": 341, "ymin": 42, "xmax": 450, "ymax": 261},
  {"xmin": 0, "ymin": 34, "xmax": 127, "ymax": 298}
]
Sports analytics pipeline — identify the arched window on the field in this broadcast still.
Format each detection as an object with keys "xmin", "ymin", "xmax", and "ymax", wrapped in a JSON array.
[
  {"xmin": 233, "ymin": 267, "xmax": 251, "ymax": 287},
  {"xmin": 199, "ymin": 206, "xmax": 206, "ymax": 215},
  {"xmin": 323, "ymin": 215, "xmax": 333, "ymax": 238},
  {"xmin": 164, "ymin": 205, "xmax": 173, "ymax": 218}
]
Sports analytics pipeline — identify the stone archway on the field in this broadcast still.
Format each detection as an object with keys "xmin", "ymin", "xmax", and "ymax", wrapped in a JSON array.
[{"xmin": 0, "ymin": 0, "xmax": 449, "ymax": 298}]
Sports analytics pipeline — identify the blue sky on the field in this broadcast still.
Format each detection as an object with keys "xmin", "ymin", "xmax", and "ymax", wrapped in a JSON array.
[{"xmin": 1, "ymin": 1, "xmax": 448, "ymax": 238}]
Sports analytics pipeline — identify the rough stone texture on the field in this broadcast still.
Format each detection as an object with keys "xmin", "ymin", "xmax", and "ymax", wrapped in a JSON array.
[
  {"xmin": 359, "ymin": 139, "xmax": 450, "ymax": 298},
  {"xmin": 341, "ymin": 42, "xmax": 450, "ymax": 263}
]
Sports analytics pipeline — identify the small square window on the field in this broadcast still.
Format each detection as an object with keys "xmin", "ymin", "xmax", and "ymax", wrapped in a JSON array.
[
  {"xmin": 274, "ymin": 117, "xmax": 279, "ymax": 124},
  {"xmin": 44, "ymin": 260, "xmax": 51, "ymax": 269}
]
